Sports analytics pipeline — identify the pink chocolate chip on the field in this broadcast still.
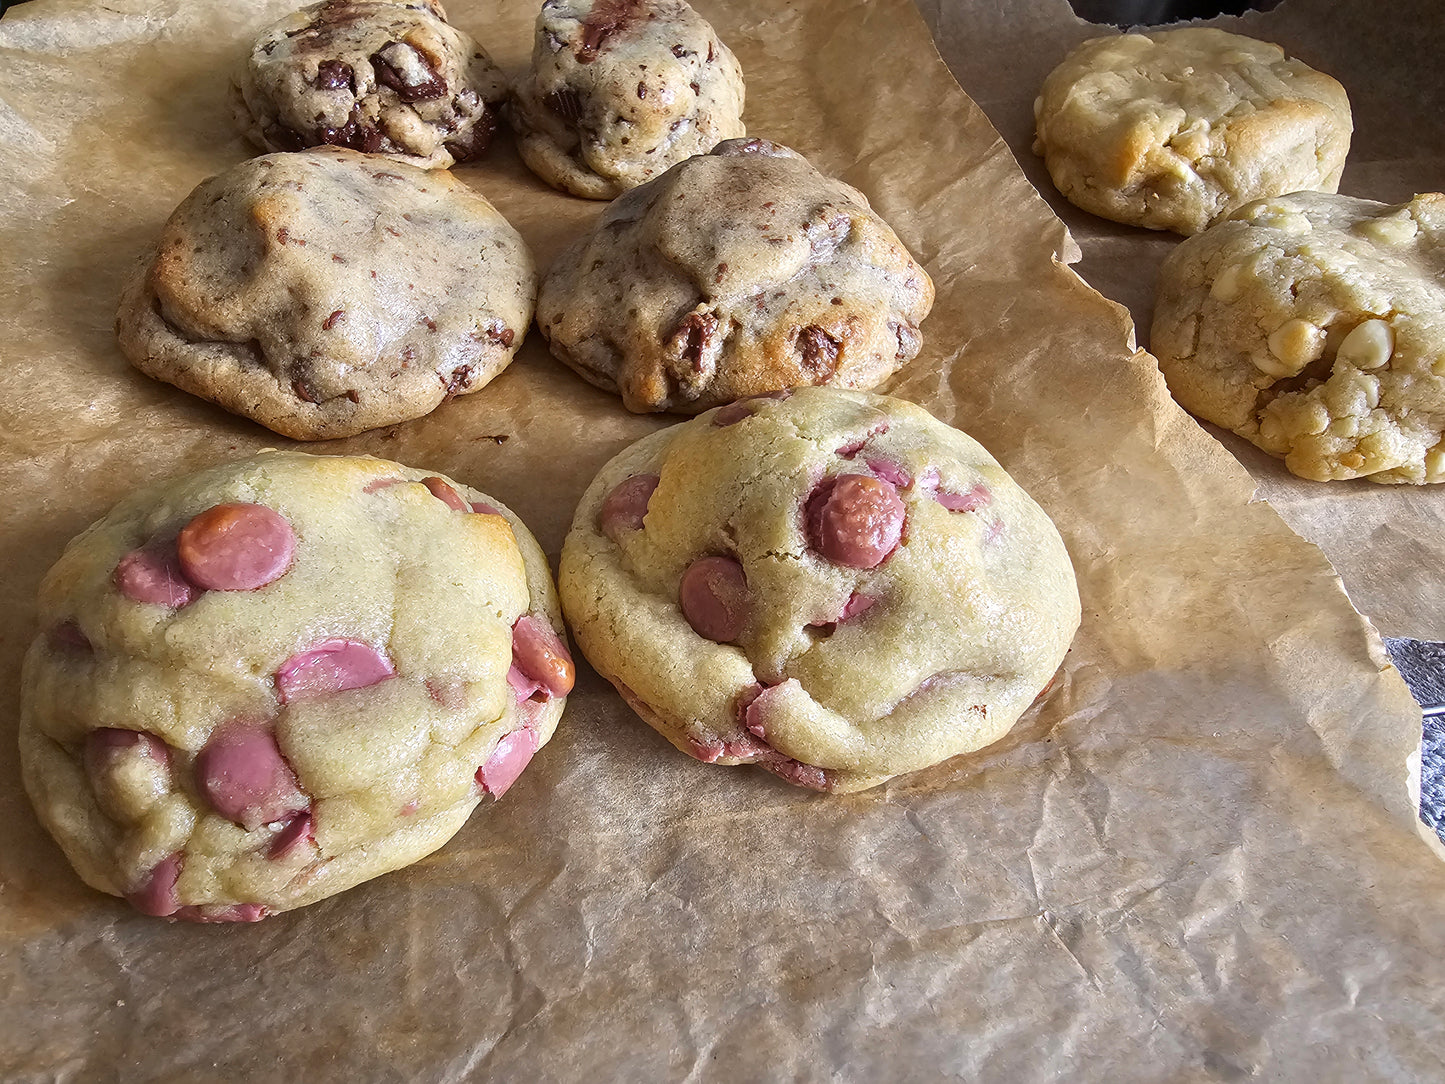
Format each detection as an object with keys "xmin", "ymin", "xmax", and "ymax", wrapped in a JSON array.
[
  {"xmin": 936, "ymin": 483, "xmax": 992, "ymax": 513},
  {"xmin": 194, "ymin": 722, "xmax": 307, "ymax": 831},
  {"xmin": 126, "ymin": 853, "xmax": 182, "ymax": 917},
  {"xmin": 476, "ymin": 727, "xmax": 540, "ymax": 798},
  {"xmin": 173, "ymin": 903, "xmax": 269, "ymax": 923},
  {"xmin": 363, "ymin": 477, "xmax": 405, "ymax": 493},
  {"xmin": 268, "ymin": 811, "xmax": 314, "ymax": 860},
  {"xmin": 114, "ymin": 540, "xmax": 196, "ymax": 608},
  {"xmin": 177, "ymin": 504, "xmax": 295, "ymax": 592},
  {"xmin": 598, "ymin": 473, "xmax": 660, "ymax": 542},
  {"xmin": 680, "ymin": 556, "xmax": 751, "ymax": 643},
  {"xmin": 84, "ymin": 727, "xmax": 169, "ymax": 784},
  {"xmin": 756, "ymin": 751, "xmax": 831, "ymax": 792},
  {"xmin": 805, "ymin": 474, "xmax": 905, "ymax": 569},
  {"xmin": 864, "ymin": 457, "xmax": 911, "ymax": 488},
  {"xmin": 511, "ymin": 615, "xmax": 575, "ymax": 699},
  {"xmin": 470, "ymin": 501, "xmax": 502, "ymax": 516},
  {"xmin": 422, "ymin": 476, "xmax": 469, "ymax": 511},
  {"xmin": 50, "ymin": 621, "xmax": 93, "ymax": 653},
  {"xmin": 275, "ymin": 639, "xmax": 396, "ymax": 704}
]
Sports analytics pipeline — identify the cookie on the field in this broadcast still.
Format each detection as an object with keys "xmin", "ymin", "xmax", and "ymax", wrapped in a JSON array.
[
  {"xmin": 116, "ymin": 148, "xmax": 536, "ymax": 440},
  {"xmin": 233, "ymin": 0, "xmax": 507, "ymax": 169},
  {"xmin": 19, "ymin": 452, "xmax": 573, "ymax": 921},
  {"xmin": 557, "ymin": 388, "xmax": 1080, "ymax": 793},
  {"xmin": 1151, "ymin": 192, "xmax": 1445, "ymax": 484},
  {"xmin": 509, "ymin": 0, "xmax": 746, "ymax": 199},
  {"xmin": 537, "ymin": 138, "xmax": 935, "ymax": 413},
  {"xmin": 1033, "ymin": 28, "xmax": 1352, "ymax": 235}
]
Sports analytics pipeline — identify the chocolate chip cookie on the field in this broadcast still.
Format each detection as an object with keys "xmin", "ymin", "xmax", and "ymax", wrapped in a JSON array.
[
  {"xmin": 537, "ymin": 138, "xmax": 935, "ymax": 413},
  {"xmin": 1034, "ymin": 28, "xmax": 1352, "ymax": 235},
  {"xmin": 510, "ymin": 0, "xmax": 746, "ymax": 199},
  {"xmin": 233, "ymin": 0, "xmax": 507, "ymax": 169},
  {"xmin": 20, "ymin": 452, "xmax": 573, "ymax": 921},
  {"xmin": 558, "ymin": 388, "xmax": 1080, "ymax": 792},
  {"xmin": 1152, "ymin": 192, "xmax": 1445, "ymax": 483},
  {"xmin": 116, "ymin": 148, "xmax": 536, "ymax": 440}
]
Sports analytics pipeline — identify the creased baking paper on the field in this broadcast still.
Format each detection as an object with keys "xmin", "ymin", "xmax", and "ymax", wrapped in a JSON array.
[{"xmin": 1, "ymin": 0, "xmax": 1442, "ymax": 1079}]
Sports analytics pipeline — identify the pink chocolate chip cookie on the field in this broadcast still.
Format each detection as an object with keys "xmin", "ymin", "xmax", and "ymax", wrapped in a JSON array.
[
  {"xmin": 559, "ymin": 387, "xmax": 1080, "ymax": 793},
  {"xmin": 20, "ymin": 451, "xmax": 570, "ymax": 920}
]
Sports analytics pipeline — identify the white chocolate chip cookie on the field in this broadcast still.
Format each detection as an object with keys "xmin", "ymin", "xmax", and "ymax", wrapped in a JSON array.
[
  {"xmin": 558, "ymin": 388, "xmax": 1080, "ymax": 792},
  {"xmin": 117, "ymin": 148, "xmax": 536, "ymax": 440},
  {"xmin": 233, "ymin": 0, "xmax": 507, "ymax": 169},
  {"xmin": 20, "ymin": 452, "xmax": 573, "ymax": 921},
  {"xmin": 537, "ymin": 138, "xmax": 934, "ymax": 413},
  {"xmin": 510, "ymin": 0, "xmax": 746, "ymax": 199},
  {"xmin": 1151, "ymin": 192, "xmax": 1445, "ymax": 484},
  {"xmin": 1034, "ymin": 28, "xmax": 1352, "ymax": 235}
]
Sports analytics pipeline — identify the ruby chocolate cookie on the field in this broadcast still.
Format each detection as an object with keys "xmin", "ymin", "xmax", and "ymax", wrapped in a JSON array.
[
  {"xmin": 20, "ymin": 452, "xmax": 572, "ymax": 921},
  {"xmin": 558, "ymin": 388, "xmax": 1080, "ymax": 792},
  {"xmin": 233, "ymin": 0, "xmax": 507, "ymax": 169},
  {"xmin": 537, "ymin": 138, "xmax": 935, "ymax": 413},
  {"xmin": 510, "ymin": 0, "xmax": 746, "ymax": 199},
  {"xmin": 116, "ymin": 148, "xmax": 536, "ymax": 440}
]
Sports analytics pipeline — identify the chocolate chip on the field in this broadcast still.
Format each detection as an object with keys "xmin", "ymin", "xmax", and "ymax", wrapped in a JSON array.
[
  {"xmin": 442, "ymin": 110, "xmax": 497, "ymax": 162},
  {"xmin": 671, "ymin": 44, "xmax": 692, "ymax": 58},
  {"xmin": 292, "ymin": 377, "xmax": 318, "ymax": 403},
  {"xmin": 314, "ymin": 59, "xmax": 353, "ymax": 90},
  {"xmin": 545, "ymin": 87, "xmax": 584, "ymax": 125},
  {"xmin": 637, "ymin": 82, "xmax": 647, "ymax": 99},
  {"xmin": 264, "ymin": 124, "xmax": 308, "ymax": 152},
  {"xmin": 318, "ymin": 104, "xmax": 385, "ymax": 153},
  {"xmin": 797, "ymin": 326, "xmax": 841, "ymax": 377},
  {"xmin": 891, "ymin": 320, "xmax": 922, "ymax": 360},
  {"xmin": 707, "ymin": 41, "xmax": 715, "ymax": 62},
  {"xmin": 577, "ymin": 0, "xmax": 641, "ymax": 62},
  {"xmin": 322, "ymin": 309, "xmax": 344, "ymax": 331},
  {"xmin": 371, "ymin": 41, "xmax": 447, "ymax": 102},
  {"xmin": 485, "ymin": 321, "xmax": 515, "ymax": 348},
  {"xmin": 689, "ymin": 82, "xmax": 700, "ymax": 94},
  {"xmin": 446, "ymin": 365, "xmax": 474, "ymax": 395},
  {"xmin": 674, "ymin": 311, "xmax": 721, "ymax": 373},
  {"xmin": 345, "ymin": 389, "xmax": 359, "ymax": 403}
]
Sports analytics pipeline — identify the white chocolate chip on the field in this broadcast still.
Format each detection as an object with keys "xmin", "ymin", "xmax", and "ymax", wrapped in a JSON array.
[
  {"xmin": 1356, "ymin": 213, "xmax": 1418, "ymax": 246},
  {"xmin": 1209, "ymin": 263, "xmax": 1244, "ymax": 302},
  {"xmin": 1336, "ymin": 319, "xmax": 1394, "ymax": 370},
  {"xmin": 1260, "ymin": 318, "xmax": 1325, "ymax": 377}
]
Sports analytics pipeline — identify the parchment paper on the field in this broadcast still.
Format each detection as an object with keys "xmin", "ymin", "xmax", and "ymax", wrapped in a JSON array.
[
  {"xmin": 2, "ymin": 0, "xmax": 1443, "ymax": 1079},
  {"xmin": 920, "ymin": 0, "xmax": 1445, "ymax": 641}
]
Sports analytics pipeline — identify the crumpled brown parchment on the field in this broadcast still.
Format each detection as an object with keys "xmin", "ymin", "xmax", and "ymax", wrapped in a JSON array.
[{"xmin": 1, "ymin": 0, "xmax": 1443, "ymax": 1079}]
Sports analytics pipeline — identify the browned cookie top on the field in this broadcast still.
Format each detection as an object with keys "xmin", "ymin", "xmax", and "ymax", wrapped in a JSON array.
[
  {"xmin": 537, "ymin": 139, "xmax": 935, "ymax": 413},
  {"xmin": 509, "ymin": 0, "xmax": 746, "ymax": 199},
  {"xmin": 116, "ymin": 148, "xmax": 536, "ymax": 440},
  {"xmin": 233, "ymin": 0, "xmax": 507, "ymax": 169}
]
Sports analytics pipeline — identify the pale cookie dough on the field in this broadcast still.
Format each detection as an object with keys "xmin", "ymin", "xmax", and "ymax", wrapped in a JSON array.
[
  {"xmin": 1034, "ymin": 28, "xmax": 1352, "ymax": 235},
  {"xmin": 558, "ymin": 388, "xmax": 1080, "ymax": 792},
  {"xmin": 233, "ymin": 0, "xmax": 507, "ymax": 169},
  {"xmin": 20, "ymin": 452, "xmax": 574, "ymax": 921},
  {"xmin": 509, "ymin": 0, "xmax": 746, "ymax": 199},
  {"xmin": 1151, "ymin": 192, "xmax": 1445, "ymax": 484},
  {"xmin": 117, "ymin": 148, "xmax": 536, "ymax": 440},
  {"xmin": 537, "ymin": 138, "xmax": 935, "ymax": 413}
]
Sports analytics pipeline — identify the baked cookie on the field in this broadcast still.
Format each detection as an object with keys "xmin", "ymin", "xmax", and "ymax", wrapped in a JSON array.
[
  {"xmin": 117, "ymin": 148, "xmax": 536, "ymax": 440},
  {"xmin": 558, "ymin": 388, "xmax": 1080, "ymax": 792},
  {"xmin": 537, "ymin": 139, "xmax": 935, "ymax": 413},
  {"xmin": 509, "ymin": 0, "xmax": 746, "ymax": 199},
  {"xmin": 1151, "ymin": 192, "xmax": 1445, "ymax": 484},
  {"xmin": 1033, "ymin": 28, "xmax": 1352, "ymax": 235},
  {"xmin": 20, "ymin": 452, "xmax": 573, "ymax": 922},
  {"xmin": 233, "ymin": 0, "xmax": 507, "ymax": 169}
]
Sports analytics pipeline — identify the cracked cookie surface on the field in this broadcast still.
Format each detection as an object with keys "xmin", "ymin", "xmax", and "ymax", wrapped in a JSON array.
[
  {"xmin": 20, "ymin": 452, "xmax": 572, "ymax": 921},
  {"xmin": 536, "ymin": 138, "xmax": 934, "ymax": 413},
  {"xmin": 233, "ymin": 0, "xmax": 507, "ymax": 169},
  {"xmin": 116, "ymin": 148, "xmax": 536, "ymax": 440},
  {"xmin": 558, "ymin": 388, "xmax": 1080, "ymax": 792},
  {"xmin": 1152, "ymin": 192, "xmax": 1445, "ymax": 484},
  {"xmin": 1034, "ymin": 28, "xmax": 1351, "ymax": 235},
  {"xmin": 509, "ymin": 0, "xmax": 746, "ymax": 199}
]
